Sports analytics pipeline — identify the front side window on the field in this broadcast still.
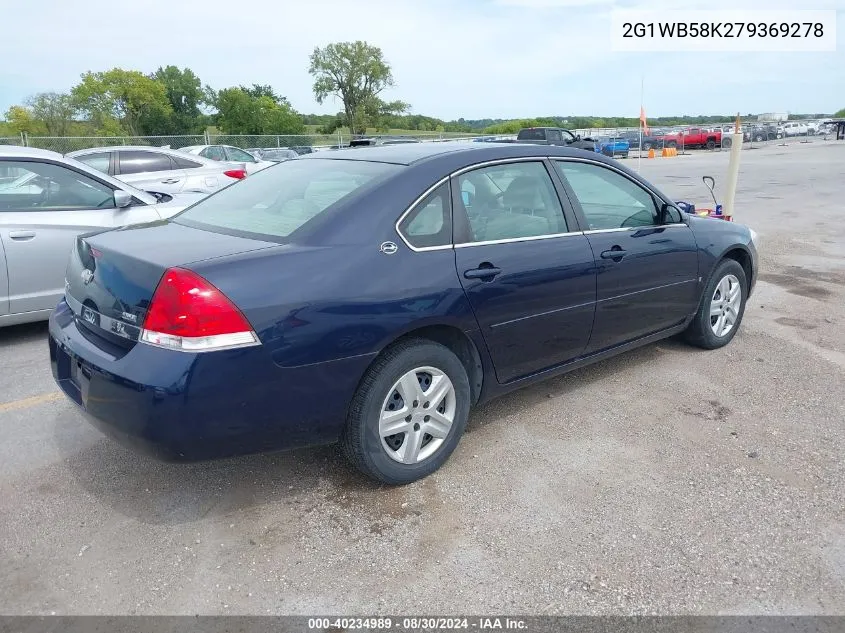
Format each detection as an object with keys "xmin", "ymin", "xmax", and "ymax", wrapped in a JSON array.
[
  {"xmin": 553, "ymin": 161, "xmax": 662, "ymax": 230},
  {"xmin": 397, "ymin": 182, "xmax": 451, "ymax": 249},
  {"xmin": 76, "ymin": 152, "xmax": 110, "ymax": 174},
  {"xmin": 118, "ymin": 151, "xmax": 174, "ymax": 175},
  {"xmin": 455, "ymin": 161, "xmax": 567, "ymax": 243},
  {"xmin": 0, "ymin": 160, "xmax": 115, "ymax": 211},
  {"xmin": 175, "ymin": 158, "xmax": 401, "ymax": 241}
]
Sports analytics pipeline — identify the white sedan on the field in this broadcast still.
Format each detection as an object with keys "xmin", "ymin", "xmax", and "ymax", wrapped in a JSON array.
[
  {"xmin": 0, "ymin": 146, "xmax": 204, "ymax": 327},
  {"xmin": 179, "ymin": 145, "xmax": 276, "ymax": 174},
  {"xmin": 68, "ymin": 145, "xmax": 247, "ymax": 195}
]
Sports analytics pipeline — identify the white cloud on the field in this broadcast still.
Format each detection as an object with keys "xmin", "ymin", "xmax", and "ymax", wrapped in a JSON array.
[{"xmin": 0, "ymin": 0, "xmax": 842, "ymax": 119}]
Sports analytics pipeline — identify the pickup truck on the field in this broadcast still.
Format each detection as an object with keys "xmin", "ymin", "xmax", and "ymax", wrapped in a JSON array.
[
  {"xmin": 660, "ymin": 127, "xmax": 722, "ymax": 150},
  {"xmin": 497, "ymin": 127, "xmax": 597, "ymax": 151}
]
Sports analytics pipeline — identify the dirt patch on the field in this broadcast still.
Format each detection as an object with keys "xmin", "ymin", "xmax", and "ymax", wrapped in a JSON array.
[
  {"xmin": 775, "ymin": 317, "xmax": 819, "ymax": 331},
  {"xmin": 678, "ymin": 398, "xmax": 732, "ymax": 423},
  {"xmin": 758, "ymin": 273, "xmax": 832, "ymax": 299}
]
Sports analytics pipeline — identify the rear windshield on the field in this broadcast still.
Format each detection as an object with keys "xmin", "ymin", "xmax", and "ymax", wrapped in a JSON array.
[{"xmin": 174, "ymin": 158, "xmax": 401, "ymax": 240}]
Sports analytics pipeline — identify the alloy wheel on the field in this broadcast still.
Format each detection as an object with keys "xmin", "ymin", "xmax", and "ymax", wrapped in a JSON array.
[{"xmin": 710, "ymin": 274, "xmax": 742, "ymax": 337}]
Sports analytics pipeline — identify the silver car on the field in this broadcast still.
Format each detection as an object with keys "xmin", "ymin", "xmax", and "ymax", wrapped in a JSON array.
[
  {"xmin": 67, "ymin": 145, "xmax": 247, "ymax": 195},
  {"xmin": 180, "ymin": 145, "xmax": 276, "ymax": 174},
  {"xmin": 0, "ymin": 146, "xmax": 204, "ymax": 327}
]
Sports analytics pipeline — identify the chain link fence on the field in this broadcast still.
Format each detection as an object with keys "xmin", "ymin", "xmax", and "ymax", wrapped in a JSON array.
[
  {"xmin": 0, "ymin": 131, "xmax": 482, "ymax": 155},
  {"xmin": 0, "ymin": 123, "xmax": 836, "ymax": 156}
]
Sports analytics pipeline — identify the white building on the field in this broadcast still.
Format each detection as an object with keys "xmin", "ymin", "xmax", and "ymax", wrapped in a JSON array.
[{"xmin": 757, "ymin": 113, "xmax": 789, "ymax": 122}]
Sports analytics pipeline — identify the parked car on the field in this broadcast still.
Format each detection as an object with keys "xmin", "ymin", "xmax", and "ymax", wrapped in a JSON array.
[
  {"xmin": 349, "ymin": 137, "xmax": 422, "ymax": 147},
  {"xmin": 180, "ymin": 145, "xmax": 276, "ymax": 174},
  {"xmin": 507, "ymin": 127, "xmax": 596, "ymax": 152},
  {"xmin": 0, "ymin": 146, "xmax": 204, "ymax": 327},
  {"xmin": 260, "ymin": 148, "xmax": 299, "ymax": 162},
  {"xmin": 48, "ymin": 142, "xmax": 758, "ymax": 484},
  {"xmin": 661, "ymin": 127, "xmax": 722, "ymax": 149},
  {"xmin": 594, "ymin": 136, "xmax": 630, "ymax": 158},
  {"xmin": 781, "ymin": 122, "xmax": 811, "ymax": 137},
  {"xmin": 67, "ymin": 146, "xmax": 246, "ymax": 195},
  {"xmin": 746, "ymin": 124, "xmax": 782, "ymax": 142},
  {"xmin": 616, "ymin": 129, "xmax": 665, "ymax": 151}
]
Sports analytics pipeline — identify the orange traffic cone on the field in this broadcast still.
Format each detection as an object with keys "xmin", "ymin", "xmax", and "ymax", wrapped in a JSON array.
[{"xmin": 648, "ymin": 148, "xmax": 655, "ymax": 158}]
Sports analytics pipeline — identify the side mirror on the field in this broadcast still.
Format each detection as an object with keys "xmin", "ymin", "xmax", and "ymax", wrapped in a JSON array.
[
  {"xmin": 114, "ymin": 190, "xmax": 133, "ymax": 208},
  {"xmin": 660, "ymin": 202, "xmax": 683, "ymax": 224}
]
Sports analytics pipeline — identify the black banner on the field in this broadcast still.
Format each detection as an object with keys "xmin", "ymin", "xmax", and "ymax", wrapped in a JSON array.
[{"xmin": 1, "ymin": 617, "xmax": 845, "ymax": 633}]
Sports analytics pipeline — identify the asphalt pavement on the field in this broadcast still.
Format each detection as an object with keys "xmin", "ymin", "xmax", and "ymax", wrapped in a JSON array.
[{"xmin": 1, "ymin": 140, "xmax": 844, "ymax": 615}]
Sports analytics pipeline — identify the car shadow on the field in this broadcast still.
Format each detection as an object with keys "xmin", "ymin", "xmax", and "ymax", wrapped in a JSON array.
[
  {"xmin": 53, "ymin": 336, "xmax": 694, "ymax": 527},
  {"xmin": 0, "ymin": 321, "xmax": 49, "ymax": 347}
]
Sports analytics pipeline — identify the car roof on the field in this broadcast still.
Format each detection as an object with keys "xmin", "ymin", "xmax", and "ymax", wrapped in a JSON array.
[
  {"xmin": 0, "ymin": 145, "xmax": 64, "ymax": 160},
  {"xmin": 298, "ymin": 140, "xmax": 600, "ymax": 166},
  {"xmin": 67, "ymin": 145, "xmax": 193, "ymax": 155}
]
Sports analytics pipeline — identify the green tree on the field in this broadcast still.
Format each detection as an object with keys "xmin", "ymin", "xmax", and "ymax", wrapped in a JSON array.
[
  {"xmin": 3, "ymin": 105, "xmax": 47, "ymax": 135},
  {"xmin": 834, "ymin": 108, "xmax": 845, "ymax": 118},
  {"xmin": 152, "ymin": 66, "xmax": 206, "ymax": 134},
  {"xmin": 239, "ymin": 84, "xmax": 291, "ymax": 106},
  {"xmin": 71, "ymin": 68, "xmax": 173, "ymax": 136},
  {"xmin": 214, "ymin": 87, "xmax": 304, "ymax": 135},
  {"xmin": 308, "ymin": 41, "xmax": 408, "ymax": 135},
  {"xmin": 25, "ymin": 92, "xmax": 76, "ymax": 136}
]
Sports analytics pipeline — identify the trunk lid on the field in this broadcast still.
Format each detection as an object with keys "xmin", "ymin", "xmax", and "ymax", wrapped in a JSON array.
[{"xmin": 64, "ymin": 221, "xmax": 278, "ymax": 348}]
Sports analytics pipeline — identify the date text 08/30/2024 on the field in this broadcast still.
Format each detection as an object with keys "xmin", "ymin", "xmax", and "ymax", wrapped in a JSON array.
[{"xmin": 307, "ymin": 617, "xmax": 528, "ymax": 630}]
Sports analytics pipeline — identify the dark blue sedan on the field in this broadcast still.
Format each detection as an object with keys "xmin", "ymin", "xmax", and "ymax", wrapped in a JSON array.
[{"xmin": 48, "ymin": 142, "xmax": 759, "ymax": 484}]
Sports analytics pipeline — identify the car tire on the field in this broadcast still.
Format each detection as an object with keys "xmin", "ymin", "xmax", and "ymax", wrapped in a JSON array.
[
  {"xmin": 706, "ymin": 139, "xmax": 716, "ymax": 150},
  {"xmin": 621, "ymin": 153, "xmax": 629, "ymax": 158},
  {"xmin": 754, "ymin": 135, "xmax": 763, "ymax": 142},
  {"xmin": 683, "ymin": 259, "xmax": 748, "ymax": 350},
  {"xmin": 342, "ymin": 338, "xmax": 471, "ymax": 485},
  {"xmin": 667, "ymin": 141, "xmax": 677, "ymax": 149},
  {"xmin": 721, "ymin": 137, "xmax": 732, "ymax": 149}
]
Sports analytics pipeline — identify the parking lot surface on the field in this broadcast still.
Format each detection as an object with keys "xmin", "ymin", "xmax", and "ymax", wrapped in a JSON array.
[{"xmin": 1, "ymin": 141, "xmax": 844, "ymax": 615}]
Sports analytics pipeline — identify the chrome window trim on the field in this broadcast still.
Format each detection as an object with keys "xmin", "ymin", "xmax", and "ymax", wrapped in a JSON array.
[
  {"xmin": 394, "ymin": 155, "xmax": 686, "ymax": 253},
  {"xmin": 454, "ymin": 231, "xmax": 583, "ymax": 248},
  {"xmin": 582, "ymin": 224, "xmax": 688, "ymax": 235},
  {"xmin": 394, "ymin": 175, "xmax": 451, "ymax": 252}
]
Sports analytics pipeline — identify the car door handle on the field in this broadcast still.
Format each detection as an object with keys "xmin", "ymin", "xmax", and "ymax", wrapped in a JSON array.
[
  {"xmin": 464, "ymin": 264, "xmax": 502, "ymax": 280},
  {"xmin": 160, "ymin": 178, "xmax": 180, "ymax": 184},
  {"xmin": 600, "ymin": 247, "xmax": 627, "ymax": 260},
  {"xmin": 8, "ymin": 230, "xmax": 36, "ymax": 241}
]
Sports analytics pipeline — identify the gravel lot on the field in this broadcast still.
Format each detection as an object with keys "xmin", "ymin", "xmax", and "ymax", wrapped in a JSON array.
[{"xmin": 1, "ymin": 141, "xmax": 844, "ymax": 616}]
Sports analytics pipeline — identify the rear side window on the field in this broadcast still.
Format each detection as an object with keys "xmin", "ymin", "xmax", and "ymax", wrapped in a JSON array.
[
  {"xmin": 76, "ymin": 152, "xmax": 110, "ymax": 174},
  {"xmin": 397, "ymin": 183, "xmax": 452, "ymax": 249},
  {"xmin": 119, "ymin": 151, "xmax": 174, "ymax": 175},
  {"xmin": 175, "ymin": 159, "xmax": 401, "ymax": 240},
  {"xmin": 202, "ymin": 146, "xmax": 226, "ymax": 161},
  {"xmin": 172, "ymin": 155, "xmax": 203, "ymax": 169}
]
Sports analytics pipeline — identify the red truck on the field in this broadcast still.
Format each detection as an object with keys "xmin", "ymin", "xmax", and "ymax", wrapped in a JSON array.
[{"xmin": 659, "ymin": 127, "xmax": 722, "ymax": 150}]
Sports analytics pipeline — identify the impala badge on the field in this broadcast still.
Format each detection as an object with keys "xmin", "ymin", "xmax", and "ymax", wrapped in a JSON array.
[{"xmin": 81, "ymin": 269, "xmax": 94, "ymax": 285}]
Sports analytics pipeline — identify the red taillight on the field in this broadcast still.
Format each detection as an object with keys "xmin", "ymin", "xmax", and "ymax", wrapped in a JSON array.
[
  {"xmin": 223, "ymin": 169, "xmax": 247, "ymax": 180},
  {"xmin": 140, "ymin": 268, "xmax": 258, "ymax": 352}
]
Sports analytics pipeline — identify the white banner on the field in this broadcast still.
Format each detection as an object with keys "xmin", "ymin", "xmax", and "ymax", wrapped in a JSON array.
[{"xmin": 610, "ymin": 10, "xmax": 837, "ymax": 52}]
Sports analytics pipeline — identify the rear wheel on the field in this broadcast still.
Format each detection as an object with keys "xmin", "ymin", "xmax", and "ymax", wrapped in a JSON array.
[
  {"xmin": 684, "ymin": 259, "xmax": 747, "ymax": 350},
  {"xmin": 706, "ymin": 139, "xmax": 717, "ymax": 150},
  {"xmin": 342, "ymin": 339, "xmax": 471, "ymax": 485},
  {"xmin": 667, "ymin": 141, "xmax": 678, "ymax": 149},
  {"xmin": 721, "ymin": 137, "xmax": 732, "ymax": 149}
]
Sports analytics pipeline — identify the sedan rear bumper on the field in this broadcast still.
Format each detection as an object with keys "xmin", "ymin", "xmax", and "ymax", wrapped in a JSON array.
[{"xmin": 49, "ymin": 300, "xmax": 373, "ymax": 461}]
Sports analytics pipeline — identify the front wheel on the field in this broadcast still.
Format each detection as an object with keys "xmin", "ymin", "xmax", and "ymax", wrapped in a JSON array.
[
  {"xmin": 684, "ymin": 259, "xmax": 748, "ymax": 350},
  {"xmin": 721, "ymin": 137, "xmax": 732, "ymax": 149},
  {"xmin": 342, "ymin": 339, "xmax": 471, "ymax": 485}
]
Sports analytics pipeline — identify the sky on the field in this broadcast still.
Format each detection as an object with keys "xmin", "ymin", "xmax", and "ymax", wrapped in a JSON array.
[{"xmin": 1, "ymin": 0, "xmax": 843, "ymax": 121}]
